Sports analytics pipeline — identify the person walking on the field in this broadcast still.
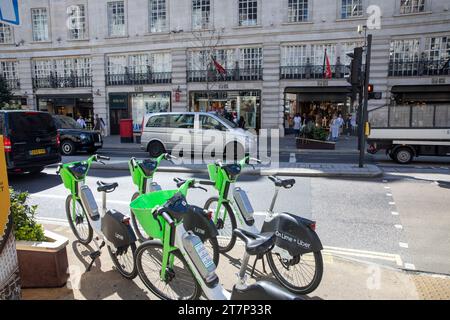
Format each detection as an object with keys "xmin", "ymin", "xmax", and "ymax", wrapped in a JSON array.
[
  {"xmin": 345, "ymin": 114, "xmax": 353, "ymax": 138},
  {"xmin": 293, "ymin": 113, "xmax": 302, "ymax": 137},
  {"xmin": 330, "ymin": 114, "xmax": 340, "ymax": 142},
  {"xmin": 94, "ymin": 114, "xmax": 106, "ymax": 136},
  {"xmin": 77, "ymin": 115, "xmax": 86, "ymax": 129},
  {"xmin": 238, "ymin": 116, "xmax": 246, "ymax": 129}
]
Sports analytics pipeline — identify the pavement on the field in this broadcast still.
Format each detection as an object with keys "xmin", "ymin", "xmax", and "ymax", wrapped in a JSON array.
[{"xmin": 21, "ymin": 223, "xmax": 450, "ymax": 300}]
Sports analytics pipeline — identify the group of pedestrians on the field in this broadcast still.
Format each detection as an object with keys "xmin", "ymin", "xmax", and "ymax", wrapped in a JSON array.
[{"xmin": 76, "ymin": 114, "xmax": 107, "ymax": 136}]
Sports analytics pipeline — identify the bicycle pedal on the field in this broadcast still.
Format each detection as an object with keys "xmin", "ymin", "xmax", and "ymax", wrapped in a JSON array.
[{"xmin": 89, "ymin": 250, "xmax": 101, "ymax": 260}]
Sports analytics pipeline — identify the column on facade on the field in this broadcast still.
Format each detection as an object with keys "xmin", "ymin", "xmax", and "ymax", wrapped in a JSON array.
[
  {"xmin": 262, "ymin": 43, "xmax": 283, "ymax": 134},
  {"xmin": 91, "ymin": 54, "xmax": 109, "ymax": 134},
  {"xmin": 17, "ymin": 58, "xmax": 35, "ymax": 110},
  {"xmin": 171, "ymin": 49, "xmax": 188, "ymax": 112}
]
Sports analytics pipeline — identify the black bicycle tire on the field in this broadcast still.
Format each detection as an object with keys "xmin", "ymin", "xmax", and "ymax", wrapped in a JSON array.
[{"xmin": 65, "ymin": 195, "xmax": 93, "ymax": 245}]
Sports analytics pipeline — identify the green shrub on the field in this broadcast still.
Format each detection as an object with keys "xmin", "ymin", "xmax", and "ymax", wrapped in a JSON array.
[
  {"xmin": 10, "ymin": 189, "xmax": 46, "ymax": 242},
  {"xmin": 301, "ymin": 122, "xmax": 329, "ymax": 141}
]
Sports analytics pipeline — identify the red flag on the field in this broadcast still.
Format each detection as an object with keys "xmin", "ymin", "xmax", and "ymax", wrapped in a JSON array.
[
  {"xmin": 212, "ymin": 56, "xmax": 226, "ymax": 74},
  {"xmin": 324, "ymin": 49, "xmax": 332, "ymax": 79}
]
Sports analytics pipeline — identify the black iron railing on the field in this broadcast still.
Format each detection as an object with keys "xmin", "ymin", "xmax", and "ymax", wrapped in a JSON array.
[
  {"xmin": 5, "ymin": 78, "xmax": 20, "ymax": 90},
  {"xmin": 106, "ymin": 72, "xmax": 172, "ymax": 86},
  {"xmin": 280, "ymin": 65, "xmax": 351, "ymax": 80},
  {"xmin": 187, "ymin": 68, "xmax": 263, "ymax": 82},
  {"xmin": 33, "ymin": 74, "xmax": 92, "ymax": 88},
  {"xmin": 388, "ymin": 59, "xmax": 450, "ymax": 77}
]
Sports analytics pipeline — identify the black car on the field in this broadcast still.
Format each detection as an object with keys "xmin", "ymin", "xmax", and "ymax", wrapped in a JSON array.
[
  {"xmin": 1, "ymin": 110, "xmax": 61, "ymax": 174},
  {"xmin": 53, "ymin": 115, "xmax": 103, "ymax": 156}
]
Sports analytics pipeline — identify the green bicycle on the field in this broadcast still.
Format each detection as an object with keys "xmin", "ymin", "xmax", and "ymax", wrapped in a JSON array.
[
  {"xmin": 128, "ymin": 154, "xmax": 220, "ymax": 266},
  {"xmin": 57, "ymin": 155, "xmax": 137, "ymax": 278},
  {"xmin": 201, "ymin": 156, "xmax": 324, "ymax": 294},
  {"xmin": 131, "ymin": 178, "xmax": 220, "ymax": 300}
]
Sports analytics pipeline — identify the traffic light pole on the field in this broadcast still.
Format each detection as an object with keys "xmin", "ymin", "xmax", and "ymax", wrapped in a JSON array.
[{"xmin": 359, "ymin": 34, "xmax": 372, "ymax": 168}]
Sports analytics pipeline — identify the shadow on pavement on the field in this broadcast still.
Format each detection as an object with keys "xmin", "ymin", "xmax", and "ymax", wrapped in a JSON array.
[{"xmin": 8, "ymin": 171, "xmax": 62, "ymax": 193}]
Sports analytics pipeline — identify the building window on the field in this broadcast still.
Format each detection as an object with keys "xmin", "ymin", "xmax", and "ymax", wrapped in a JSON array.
[
  {"xmin": 400, "ymin": 0, "xmax": 425, "ymax": 14},
  {"xmin": 425, "ymin": 36, "xmax": 450, "ymax": 61},
  {"xmin": 281, "ymin": 45, "xmax": 308, "ymax": 66},
  {"xmin": 32, "ymin": 57, "xmax": 92, "ymax": 88},
  {"xmin": 31, "ymin": 8, "xmax": 49, "ymax": 42},
  {"xmin": 192, "ymin": 0, "xmax": 211, "ymax": 30},
  {"xmin": 341, "ymin": 0, "xmax": 363, "ymax": 19},
  {"xmin": 67, "ymin": 4, "xmax": 87, "ymax": 40},
  {"xmin": 310, "ymin": 44, "xmax": 337, "ymax": 66},
  {"xmin": 239, "ymin": 47, "xmax": 262, "ymax": 79},
  {"xmin": 435, "ymin": 105, "xmax": 450, "ymax": 127},
  {"xmin": 107, "ymin": 55, "xmax": 127, "ymax": 75},
  {"xmin": 0, "ymin": 60, "xmax": 19, "ymax": 89},
  {"xmin": 149, "ymin": 0, "xmax": 168, "ymax": 33},
  {"xmin": 108, "ymin": 1, "xmax": 126, "ymax": 37},
  {"xmin": 0, "ymin": 23, "xmax": 13, "ymax": 44},
  {"xmin": 238, "ymin": 0, "xmax": 258, "ymax": 26},
  {"xmin": 288, "ymin": 0, "xmax": 309, "ymax": 22},
  {"xmin": 389, "ymin": 39, "xmax": 420, "ymax": 76}
]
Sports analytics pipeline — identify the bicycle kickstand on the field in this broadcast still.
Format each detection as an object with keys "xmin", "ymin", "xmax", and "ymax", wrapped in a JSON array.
[
  {"xmin": 86, "ymin": 241, "xmax": 105, "ymax": 272},
  {"xmin": 250, "ymin": 254, "xmax": 267, "ymax": 278}
]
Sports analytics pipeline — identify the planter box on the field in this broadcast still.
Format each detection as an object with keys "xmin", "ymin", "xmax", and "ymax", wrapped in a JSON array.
[
  {"xmin": 296, "ymin": 138, "xmax": 336, "ymax": 150},
  {"xmin": 16, "ymin": 230, "xmax": 69, "ymax": 289}
]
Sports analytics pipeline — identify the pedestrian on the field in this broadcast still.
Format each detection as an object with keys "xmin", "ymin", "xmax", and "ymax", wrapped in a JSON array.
[
  {"xmin": 76, "ymin": 115, "xmax": 86, "ymax": 129},
  {"xmin": 293, "ymin": 113, "xmax": 302, "ymax": 137},
  {"xmin": 94, "ymin": 114, "xmax": 107, "ymax": 136},
  {"xmin": 330, "ymin": 114, "xmax": 339, "ymax": 141},
  {"xmin": 336, "ymin": 114, "xmax": 344, "ymax": 138},
  {"xmin": 238, "ymin": 116, "xmax": 246, "ymax": 129}
]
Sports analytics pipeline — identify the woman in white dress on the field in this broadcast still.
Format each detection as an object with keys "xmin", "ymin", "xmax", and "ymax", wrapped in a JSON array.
[{"xmin": 330, "ymin": 115, "xmax": 339, "ymax": 142}]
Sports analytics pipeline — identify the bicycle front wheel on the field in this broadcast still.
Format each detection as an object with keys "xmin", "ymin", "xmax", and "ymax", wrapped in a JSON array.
[
  {"xmin": 65, "ymin": 195, "xmax": 93, "ymax": 245},
  {"xmin": 107, "ymin": 243, "xmax": 137, "ymax": 279},
  {"xmin": 136, "ymin": 241, "xmax": 201, "ymax": 300},
  {"xmin": 204, "ymin": 197, "xmax": 237, "ymax": 253},
  {"xmin": 267, "ymin": 249, "xmax": 323, "ymax": 295}
]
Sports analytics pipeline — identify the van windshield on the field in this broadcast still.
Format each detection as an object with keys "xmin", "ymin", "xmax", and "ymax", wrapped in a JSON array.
[{"xmin": 9, "ymin": 112, "xmax": 57, "ymax": 140}]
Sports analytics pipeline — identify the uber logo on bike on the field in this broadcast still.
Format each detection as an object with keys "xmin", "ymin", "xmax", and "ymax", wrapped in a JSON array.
[{"xmin": 275, "ymin": 231, "xmax": 311, "ymax": 249}]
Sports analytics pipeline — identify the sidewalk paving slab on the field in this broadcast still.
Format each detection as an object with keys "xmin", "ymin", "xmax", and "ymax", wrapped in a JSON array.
[{"xmin": 20, "ymin": 223, "xmax": 450, "ymax": 300}]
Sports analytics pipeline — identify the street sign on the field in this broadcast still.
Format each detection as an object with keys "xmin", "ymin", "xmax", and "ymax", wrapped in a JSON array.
[{"xmin": 0, "ymin": 0, "xmax": 20, "ymax": 26}]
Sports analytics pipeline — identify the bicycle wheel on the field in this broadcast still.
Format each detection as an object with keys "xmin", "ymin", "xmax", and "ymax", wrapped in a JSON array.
[
  {"xmin": 130, "ymin": 192, "xmax": 152, "ymax": 242},
  {"xmin": 267, "ymin": 249, "xmax": 323, "ymax": 295},
  {"xmin": 204, "ymin": 197, "xmax": 237, "ymax": 253},
  {"xmin": 136, "ymin": 241, "xmax": 201, "ymax": 300},
  {"xmin": 65, "ymin": 195, "xmax": 93, "ymax": 245},
  {"xmin": 107, "ymin": 243, "xmax": 137, "ymax": 280}
]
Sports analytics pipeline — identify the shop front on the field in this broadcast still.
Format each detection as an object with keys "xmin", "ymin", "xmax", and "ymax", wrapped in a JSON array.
[
  {"xmin": 109, "ymin": 92, "xmax": 171, "ymax": 135},
  {"xmin": 36, "ymin": 94, "xmax": 94, "ymax": 129},
  {"xmin": 284, "ymin": 87, "xmax": 353, "ymax": 132},
  {"xmin": 189, "ymin": 90, "xmax": 261, "ymax": 130}
]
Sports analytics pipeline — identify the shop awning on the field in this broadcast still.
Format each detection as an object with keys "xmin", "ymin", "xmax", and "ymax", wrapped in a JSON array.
[
  {"xmin": 284, "ymin": 86, "xmax": 351, "ymax": 102},
  {"xmin": 391, "ymin": 85, "xmax": 450, "ymax": 102}
]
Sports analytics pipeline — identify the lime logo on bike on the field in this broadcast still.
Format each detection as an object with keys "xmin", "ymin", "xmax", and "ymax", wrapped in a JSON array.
[
  {"xmin": 275, "ymin": 230, "xmax": 311, "ymax": 250},
  {"xmin": 0, "ymin": 136, "xmax": 12, "ymax": 255}
]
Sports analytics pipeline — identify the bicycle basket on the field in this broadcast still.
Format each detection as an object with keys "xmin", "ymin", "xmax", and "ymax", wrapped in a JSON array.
[
  {"xmin": 129, "ymin": 161, "xmax": 141, "ymax": 187},
  {"xmin": 130, "ymin": 189, "xmax": 179, "ymax": 240}
]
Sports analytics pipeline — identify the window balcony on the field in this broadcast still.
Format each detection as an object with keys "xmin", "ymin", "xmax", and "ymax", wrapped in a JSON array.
[
  {"xmin": 5, "ymin": 78, "xmax": 20, "ymax": 90},
  {"xmin": 187, "ymin": 68, "xmax": 263, "ymax": 82},
  {"xmin": 280, "ymin": 65, "xmax": 350, "ymax": 80},
  {"xmin": 106, "ymin": 72, "xmax": 172, "ymax": 86},
  {"xmin": 388, "ymin": 59, "xmax": 450, "ymax": 77},
  {"xmin": 32, "ymin": 74, "xmax": 92, "ymax": 89}
]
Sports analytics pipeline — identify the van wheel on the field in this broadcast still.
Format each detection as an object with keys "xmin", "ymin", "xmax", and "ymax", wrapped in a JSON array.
[
  {"xmin": 148, "ymin": 141, "xmax": 165, "ymax": 158},
  {"xmin": 224, "ymin": 142, "xmax": 244, "ymax": 162},
  {"xmin": 61, "ymin": 140, "xmax": 76, "ymax": 156},
  {"xmin": 394, "ymin": 147, "xmax": 413, "ymax": 164}
]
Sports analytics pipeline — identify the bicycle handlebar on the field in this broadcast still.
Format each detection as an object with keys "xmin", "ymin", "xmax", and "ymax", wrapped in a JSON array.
[{"xmin": 97, "ymin": 155, "xmax": 110, "ymax": 161}]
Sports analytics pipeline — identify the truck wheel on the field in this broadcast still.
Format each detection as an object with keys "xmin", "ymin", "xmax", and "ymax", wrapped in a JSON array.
[{"xmin": 394, "ymin": 147, "xmax": 413, "ymax": 164}]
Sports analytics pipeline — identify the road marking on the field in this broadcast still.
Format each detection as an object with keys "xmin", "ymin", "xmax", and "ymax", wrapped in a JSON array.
[
  {"xmin": 386, "ymin": 193, "xmax": 393, "ymax": 197},
  {"xmin": 323, "ymin": 246, "xmax": 403, "ymax": 266},
  {"xmin": 30, "ymin": 193, "xmax": 129, "ymax": 205},
  {"xmin": 394, "ymin": 224, "xmax": 403, "ymax": 230},
  {"xmin": 399, "ymin": 242, "xmax": 409, "ymax": 248},
  {"xmin": 404, "ymin": 263, "xmax": 416, "ymax": 270},
  {"xmin": 289, "ymin": 153, "xmax": 296, "ymax": 163},
  {"xmin": 389, "ymin": 202, "xmax": 396, "ymax": 205},
  {"xmin": 391, "ymin": 211, "xmax": 399, "ymax": 216},
  {"xmin": 384, "ymin": 186, "xmax": 391, "ymax": 190}
]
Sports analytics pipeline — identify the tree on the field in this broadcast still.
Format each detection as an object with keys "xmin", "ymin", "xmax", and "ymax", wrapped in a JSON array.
[{"xmin": 0, "ymin": 76, "xmax": 13, "ymax": 109}]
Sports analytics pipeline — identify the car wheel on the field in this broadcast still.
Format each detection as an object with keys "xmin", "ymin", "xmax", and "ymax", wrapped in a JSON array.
[
  {"xmin": 147, "ymin": 141, "xmax": 165, "ymax": 158},
  {"xmin": 61, "ymin": 140, "xmax": 76, "ymax": 156},
  {"xmin": 394, "ymin": 147, "xmax": 413, "ymax": 164}
]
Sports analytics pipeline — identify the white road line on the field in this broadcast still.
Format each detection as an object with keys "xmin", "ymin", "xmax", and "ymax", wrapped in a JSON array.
[
  {"xmin": 394, "ymin": 224, "xmax": 403, "ymax": 230},
  {"xmin": 323, "ymin": 246, "xmax": 403, "ymax": 266},
  {"xmin": 391, "ymin": 211, "xmax": 399, "ymax": 216},
  {"xmin": 30, "ymin": 193, "xmax": 129, "ymax": 205},
  {"xmin": 389, "ymin": 202, "xmax": 396, "ymax": 205},
  {"xmin": 404, "ymin": 263, "xmax": 416, "ymax": 270},
  {"xmin": 386, "ymin": 193, "xmax": 393, "ymax": 197},
  {"xmin": 399, "ymin": 242, "xmax": 409, "ymax": 248},
  {"xmin": 384, "ymin": 186, "xmax": 391, "ymax": 190}
]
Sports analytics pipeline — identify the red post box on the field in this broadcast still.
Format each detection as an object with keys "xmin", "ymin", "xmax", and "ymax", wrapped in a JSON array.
[{"xmin": 120, "ymin": 119, "xmax": 133, "ymax": 143}]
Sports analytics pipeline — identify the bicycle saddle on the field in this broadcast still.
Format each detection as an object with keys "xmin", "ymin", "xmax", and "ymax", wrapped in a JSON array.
[
  {"xmin": 269, "ymin": 176, "xmax": 296, "ymax": 189},
  {"xmin": 139, "ymin": 159, "xmax": 158, "ymax": 176},
  {"xmin": 233, "ymin": 229, "xmax": 275, "ymax": 256},
  {"xmin": 222, "ymin": 164, "xmax": 241, "ymax": 179},
  {"xmin": 97, "ymin": 181, "xmax": 119, "ymax": 192}
]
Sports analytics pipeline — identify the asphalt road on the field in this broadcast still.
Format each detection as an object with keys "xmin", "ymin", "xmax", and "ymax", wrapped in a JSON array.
[{"xmin": 9, "ymin": 165, "xmax": 450, "ymax": 275}]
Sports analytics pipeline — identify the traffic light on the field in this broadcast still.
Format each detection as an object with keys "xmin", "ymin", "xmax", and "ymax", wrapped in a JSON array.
[
  {"xmin": 367, "ymin": 84, "xmax": 382, "ymax": 100},
  {"xmin": 346, "ymin": 47, "xmax": 363, "ymax": 86},
  {"xmin": 368, "ymin": 84, "xmax": 374, "ymax": 93}
]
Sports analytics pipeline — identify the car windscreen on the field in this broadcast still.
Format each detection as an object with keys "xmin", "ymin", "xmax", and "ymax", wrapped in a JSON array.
[
  {"xmin": 54, "ymin": 116, "xmax": 82, "ymax": 129},
  {"xmin": 9, "ymin": 112, "xmax": 57, "ymax": 140}
]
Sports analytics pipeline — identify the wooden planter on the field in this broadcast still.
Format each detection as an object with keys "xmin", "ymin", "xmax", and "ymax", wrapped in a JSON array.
[
  {"xmin": 16, "ymin": 230, "xmax": 69, "ymax": 289},
  {"xmin": 296, "ymin": 138, "xmax": 336, "ymax": 150}
]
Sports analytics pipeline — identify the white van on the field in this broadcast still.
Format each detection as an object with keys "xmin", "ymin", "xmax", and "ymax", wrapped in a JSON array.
[{"xmin": 140, "ymin": 112, "xmax": 257, "ymax": 159}]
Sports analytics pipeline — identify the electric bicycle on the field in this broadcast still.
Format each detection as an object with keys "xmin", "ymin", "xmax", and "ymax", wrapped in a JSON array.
[
  {"xmin": 131, "ymin": 182, "xmax": 301, "ymax": 300},
  {"xmin": 57, "ymin": 155, "xmax": 137, "ymax": 278},
  {"xmin": 201, "ymin": 156, "xmax": 323, "ymax": 294}
]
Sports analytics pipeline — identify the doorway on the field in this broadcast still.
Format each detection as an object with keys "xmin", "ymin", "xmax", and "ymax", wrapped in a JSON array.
[{"xmin": 110, "ymin": 109, "xmax": 129, "ymax": 135}]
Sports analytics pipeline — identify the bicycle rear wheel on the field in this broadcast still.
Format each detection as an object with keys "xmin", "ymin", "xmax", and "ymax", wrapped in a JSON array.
[
  {"xmin": 107, "ymin": 243, "xmax": 137, "ymax": 279},
  {"xmin": 204, "ymin": 197, "xmax": 237, "ymax": 253},
  {"xmin": 267, "ymin": 249, "xmax": 323, "ymax": 295},
  {"xmin": 136, "ymin": 241, "xmax": 201, "ymax": 300}
]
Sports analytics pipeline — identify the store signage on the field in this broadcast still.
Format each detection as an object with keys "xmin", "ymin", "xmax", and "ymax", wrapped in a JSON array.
[
  {"xmin": 218, "ymin": 84, "xmax": 229, "ymax": 90},
  {"xmin": 109, "ymin": 94, "xmax": 129, "ymax": 110},
  {"xmin": 134, "ymin": 86, "xmax": 144, "ymax": 92},
  {"xmin": 317, "ymin": 80, "xmax": 329, "ymax": 87},
  {"xmin": 432, "ymin": 78, "xmax": 446, "ymax": 84}
]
